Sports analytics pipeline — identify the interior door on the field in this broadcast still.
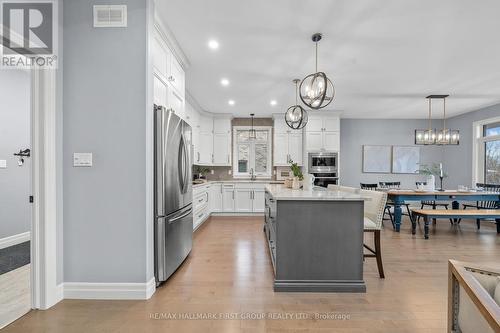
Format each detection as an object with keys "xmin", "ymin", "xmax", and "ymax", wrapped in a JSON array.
[{"xmin": 0, "ymin": 69, "xmax": 32, "ymax": 328}]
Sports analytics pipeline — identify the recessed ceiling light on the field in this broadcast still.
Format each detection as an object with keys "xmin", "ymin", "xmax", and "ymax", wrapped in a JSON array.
[
  {"xmin": 270, "ymin": 100, "xmax": 277, "ymax": 106},
  {"xmin": 228, "ymin": 100, "xmax": 235, "ymax": 106},
  {"xmin": 221, "ymin": 78, "xmax": 229, "ymax": 86},
  {"xmin": 208, "ymin": 39, "xmax": 219, "ymax": 50}
]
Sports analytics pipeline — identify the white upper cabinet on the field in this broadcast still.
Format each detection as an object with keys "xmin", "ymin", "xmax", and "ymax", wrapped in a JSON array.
[
  {"xmin": 152, "ymin": 37, "xmax": 169, "ymax": 80},
  {"xmin": 153, "ymin": 75, "xmax": 167, "ymax": 107},
  {"xmin": 273, "ymin": 132, "xmax": 288, "ymax": 166},
  {"xmin": 273, "ymin": 115, "xmax": 290, "ymax": 133},
  {"xmin": 168, "ymin": 88, "xmax": 185, "ymax": 120},
  {"xmin": 273, "ymin": 115, "xmax": 303, "ymax": 166},
  {"xmin": 305, "ymin": 114, "xmax": 340, "ymax": 152},
  {"xmin": 152, "ymin": 29, "xmax": 185, "ymax": 119},
  {"xmin": 168, "ymin": 56, "xmax": 185, "ymax": 99},
  {"xmin": 212, "ymin": 117, "xmax": 232, "ymax": 166}
]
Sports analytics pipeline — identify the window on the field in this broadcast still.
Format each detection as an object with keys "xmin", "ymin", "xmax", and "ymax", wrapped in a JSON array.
[
  {"xmin": 473, "ymin": 117, "xmax": 500, "ymax": 185},
  {"xmin": 233, "ymin": 126, "xmax": 272, "ymax": 178}
]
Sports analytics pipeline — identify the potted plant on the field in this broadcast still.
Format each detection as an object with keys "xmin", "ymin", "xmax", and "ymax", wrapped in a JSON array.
[{"xmin": 289, "ymin": 159, "xmax": 303, "ymax": 189}]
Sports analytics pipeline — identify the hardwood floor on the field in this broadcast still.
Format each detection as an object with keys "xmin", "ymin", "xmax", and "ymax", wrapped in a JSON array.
[{"xmin": 4, "ymin": 216, "xmax": 499, "ymax": 332}]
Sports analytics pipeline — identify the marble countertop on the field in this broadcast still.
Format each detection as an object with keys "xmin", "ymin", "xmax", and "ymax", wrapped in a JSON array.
[
  {"xmin": 193, "ymin": 180, "xmax": 284, "ymax": 188},
  {"xmin": 265, "ymin": 184, "xmax": 372, "ymax": 201}
]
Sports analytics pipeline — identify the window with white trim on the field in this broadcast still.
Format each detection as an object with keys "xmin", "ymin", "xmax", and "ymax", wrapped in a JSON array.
[
  {"xmin": 473, "ymin": 117, "xmax": 500, "ymax": 184},
  {"xmin": 232, "ymin": 126, "xmax": 272, "ymax": 178}
]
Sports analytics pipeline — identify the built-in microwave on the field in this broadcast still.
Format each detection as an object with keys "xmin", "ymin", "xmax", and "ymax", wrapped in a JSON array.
[{"xmin": 308, "ymin": 152, "xmax": 338, "ymax": 173}]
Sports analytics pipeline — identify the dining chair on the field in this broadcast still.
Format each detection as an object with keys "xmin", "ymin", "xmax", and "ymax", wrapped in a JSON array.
[
  {"xmin": 463, "ymin": 183, "xmax": 500, "ymax": 229},
  {"xmin": 415, "ymin": 181, "xmax": 453, "ymax": 224},
  {"xmin": 360, "ymin": 188, "xmax": 388, "ymax": 278},
  {"xmin": 379, "ymin": 181, "xmax": 414, "ymax": 224},
  {"xmin": 360, "ymin": 183, "xmax": 394, "ymax": 228}
]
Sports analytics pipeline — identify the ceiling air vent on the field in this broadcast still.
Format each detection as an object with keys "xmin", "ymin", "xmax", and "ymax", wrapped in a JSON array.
[{"xmin": 93, "ymin": 5, "xmax": 127, "ymax": 28}]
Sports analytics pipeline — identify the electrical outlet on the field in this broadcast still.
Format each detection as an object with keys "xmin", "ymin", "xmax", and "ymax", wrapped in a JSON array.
[
  {"xmin": 0, "ymin": 160, "xmax": 6, "ymax": 168},
  {"xmin": 228, "ymin": 169, "xmax": 232, "ymax": 175},
  {"xmin": 210, "ymin": 169, "xmax": 214, "ymax": 175}
]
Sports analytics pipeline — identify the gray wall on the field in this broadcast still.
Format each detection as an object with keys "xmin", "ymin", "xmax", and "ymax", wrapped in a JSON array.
[
  {"xmin": 340, "ymin": 119, "xmax": 444, "ymax": 188},
  {"xmin": 63, "ymin": 0, "xmax": 149, "ymax": 283},
  {"xmin": 0, "ymin": 70, "xmax": 31, "ymax": 239},
  {"xmin": 444, "ymin": 104, "xmax": 500, "ymax": 188}
]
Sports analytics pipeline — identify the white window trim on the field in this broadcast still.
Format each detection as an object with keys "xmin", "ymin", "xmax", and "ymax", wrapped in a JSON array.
[
  {"xmin": 232, "ymin": 126, "xmax": 272, "ymax": 179},
  {"xmin": 472, "ymin": 115, "xmax": 500, "ymax": 185}
]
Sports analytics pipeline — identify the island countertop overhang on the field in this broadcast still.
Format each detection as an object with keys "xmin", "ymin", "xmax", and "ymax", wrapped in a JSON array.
[{"xmin": 265, "ymin": 184, "xmax": 371, "ymax": 201}]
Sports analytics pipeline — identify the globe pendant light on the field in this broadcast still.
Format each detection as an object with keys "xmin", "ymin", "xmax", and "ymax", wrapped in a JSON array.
[
  {"xmin": 285, "ymin": 79, "xmax": 308, "ymax": 130},
  {"xmin": 249, "ymin": 113, "xmax": 256, "ymax": 139},
  {"xmin": 299, "ymin": 33, "xmax": 335, "ymax": 110}
]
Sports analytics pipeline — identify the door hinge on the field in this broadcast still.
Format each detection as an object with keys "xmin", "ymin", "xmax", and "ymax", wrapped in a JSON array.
[{"xmin": 29, "ymin": 195, "xmax": 34, "ymax": 203}]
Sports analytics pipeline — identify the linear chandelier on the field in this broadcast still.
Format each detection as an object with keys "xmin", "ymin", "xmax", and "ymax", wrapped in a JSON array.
[{"xmin": 415, "ymin": 95, "xmax": 459, "ymax": 145}]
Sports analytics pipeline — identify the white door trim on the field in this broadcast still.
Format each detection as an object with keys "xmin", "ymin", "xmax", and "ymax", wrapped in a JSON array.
[
  {"xmin": 30, "ymin": 69, "xmax": 61, "ymax": 310},
  {"xmin": 0, "ymin": 232, "xmax": 31, "ymax": 250}
]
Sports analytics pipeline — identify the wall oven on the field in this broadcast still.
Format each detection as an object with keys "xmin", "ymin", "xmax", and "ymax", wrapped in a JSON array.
[
  {"xmin": 312, "ymin": 172, "xmax": 338, "ymax": 188},
  {"xmin": 308, "ymin": 152, "xmax": 338, "ymax": 173}
]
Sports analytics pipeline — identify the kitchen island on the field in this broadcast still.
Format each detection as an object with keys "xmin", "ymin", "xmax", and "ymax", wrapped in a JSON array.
[{"xmin": 264, "ymin": 184, "xmax": 369, "ymax": 292}]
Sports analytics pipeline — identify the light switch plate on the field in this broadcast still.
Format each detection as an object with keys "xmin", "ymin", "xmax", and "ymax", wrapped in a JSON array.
[
  {"xmin": 73, "ymin": 153, "xmax": 93, "ymax": 167},
  {"xmin": 0, "ymin": 160, "xmax": 6, "ymax": 168}
]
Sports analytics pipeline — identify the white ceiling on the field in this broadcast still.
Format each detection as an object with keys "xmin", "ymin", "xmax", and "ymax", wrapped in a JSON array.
[{"xmin": 156, "ymin": 0, "xmax": 500, "ymax": 118}]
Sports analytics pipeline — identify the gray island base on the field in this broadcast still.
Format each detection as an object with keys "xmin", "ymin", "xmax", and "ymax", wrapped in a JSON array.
[{"xmin": 264, "ymin": 184, "xmax": 369, "ymax": 293}]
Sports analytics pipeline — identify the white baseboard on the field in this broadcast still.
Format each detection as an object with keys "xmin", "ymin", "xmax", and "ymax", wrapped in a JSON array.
[
  {"xmin": 64, "ymin": 278, "xmax": 156, "ymax": 300},
  {"xmin": 0, "ymin": 232, "xmax": 30, "ymax": 250}
]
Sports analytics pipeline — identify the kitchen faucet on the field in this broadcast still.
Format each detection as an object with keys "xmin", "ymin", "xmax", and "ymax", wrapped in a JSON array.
[{"xmin": 250, "ymin": 168, "xmax": 256, "ymax": 181}]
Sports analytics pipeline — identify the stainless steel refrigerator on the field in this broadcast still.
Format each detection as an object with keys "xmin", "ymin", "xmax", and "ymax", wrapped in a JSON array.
[{"xmin": 154, "ymin": 105, "xmax": 193, "ymax": 285}]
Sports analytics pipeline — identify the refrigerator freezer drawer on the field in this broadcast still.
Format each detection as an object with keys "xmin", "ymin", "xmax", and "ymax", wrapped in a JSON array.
[{"xmin": 155, "ymin": 204, "xmax": 193, "ymax": 284}]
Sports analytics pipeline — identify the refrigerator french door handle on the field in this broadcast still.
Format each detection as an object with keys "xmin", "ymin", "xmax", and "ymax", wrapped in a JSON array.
[
  {"xmin": 178, "ymin": 135, "xmax": 186, "ymax": 194},
  {"xmin": 181, "ymin": 132, "xmax": 189, "ymax": 194},
  {"xmin": 168, "ymin": 207, "xmax": 192, "ymax": 224}
]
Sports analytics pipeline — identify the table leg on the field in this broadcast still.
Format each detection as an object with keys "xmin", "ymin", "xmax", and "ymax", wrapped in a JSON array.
[
  {"xmin": 424, "ymin": 216, "xmax": 429, "ymax": 239},
  {"xmin": 394, "ymin": 199, "xmax": 403, "ymax": 232},
  {"xmin": 496, "ymin": 218, "xmax": 500, "ymax": 234},
  {"xmin": 452, "ymin": 201, "xmax": 459, "ymax": 224}
]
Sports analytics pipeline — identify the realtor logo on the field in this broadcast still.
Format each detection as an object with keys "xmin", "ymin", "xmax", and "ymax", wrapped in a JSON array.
[{"xmin": 1, "ymin": 0, "xmax": 57, "ymax": 68}]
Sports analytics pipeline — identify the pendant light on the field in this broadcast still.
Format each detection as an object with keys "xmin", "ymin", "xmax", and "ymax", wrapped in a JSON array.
[
  {"xmin": 415, "ymin": 97, "xmax": 437, "ymax": 145},
  {"xmin": 299, "ymin": 33, "xmax": 335, "ymax": 110},
  {"xmin": 435, "ymin": 96, "xmax": 460, "ymax": 145},
  {"xmin": 415, "ymin": 95, "xmax": 459, "ymax": 145},
  {"xmin": 249, "ymin": 113, "xmax": 256, "ymax": 139},
  {"xmin": 285, "ymin": 79, "xmax": 308, "ymax": 130}
]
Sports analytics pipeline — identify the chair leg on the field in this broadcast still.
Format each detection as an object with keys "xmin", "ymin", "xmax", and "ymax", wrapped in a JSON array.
[
  {"xmin": 405, "ymin": 205, "xmax": 414, "ymax": 223},
  {"xmin": 374, "ymin": 230, "xmax": 385, "ymax": 278},
  {"xmin": 444, "ymin": 205, "xmax": 454, "ymax": 224},
  {"xmin": 476, "ymin": 219, "xmax": 480, "ymax": 230}
]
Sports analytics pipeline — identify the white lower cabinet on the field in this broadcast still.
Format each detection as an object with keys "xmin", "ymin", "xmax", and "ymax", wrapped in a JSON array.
[
  {"xmin": 252, "ymin": 188, "xmax": 265, "ymax": 213},
  {"xmin": 193, "ymin": 184, "xmax": 210, "ymax": 230},
  {"xmin": 193, "ymin": 182, "xmax": 271, "ymax": 226},
  {"xmin": 222, "ymin": 184, "xmax": 235, "ymax": 212},
  {"xmin": 234, "ymin": 188, "xmax": 253, "ymax": 213},
  {"xmin": 209, "ymin": 183, "xmax": 223, "ymax": 213}
]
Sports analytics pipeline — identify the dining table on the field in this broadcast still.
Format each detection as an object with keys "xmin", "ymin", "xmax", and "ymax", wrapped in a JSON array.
[{"xmin": 386, "ymin": 190, "xmax": 500, "ymax": 232}]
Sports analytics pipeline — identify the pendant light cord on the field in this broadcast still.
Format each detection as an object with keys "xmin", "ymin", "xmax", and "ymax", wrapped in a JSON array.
[
  {"xmin": 428, "ymin": 98, "xmax": 432, "ymax": 131},
  {"xmin": 443, "ymin": 98, "xmax": 446, "ymax": 130},
  {"xmin": 295, "ymin": 81, "xmax": 298, "ymax": 105},
  {"xmin": 315, "ymin": 42, "xmax": 318, "ymax": 72}
]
